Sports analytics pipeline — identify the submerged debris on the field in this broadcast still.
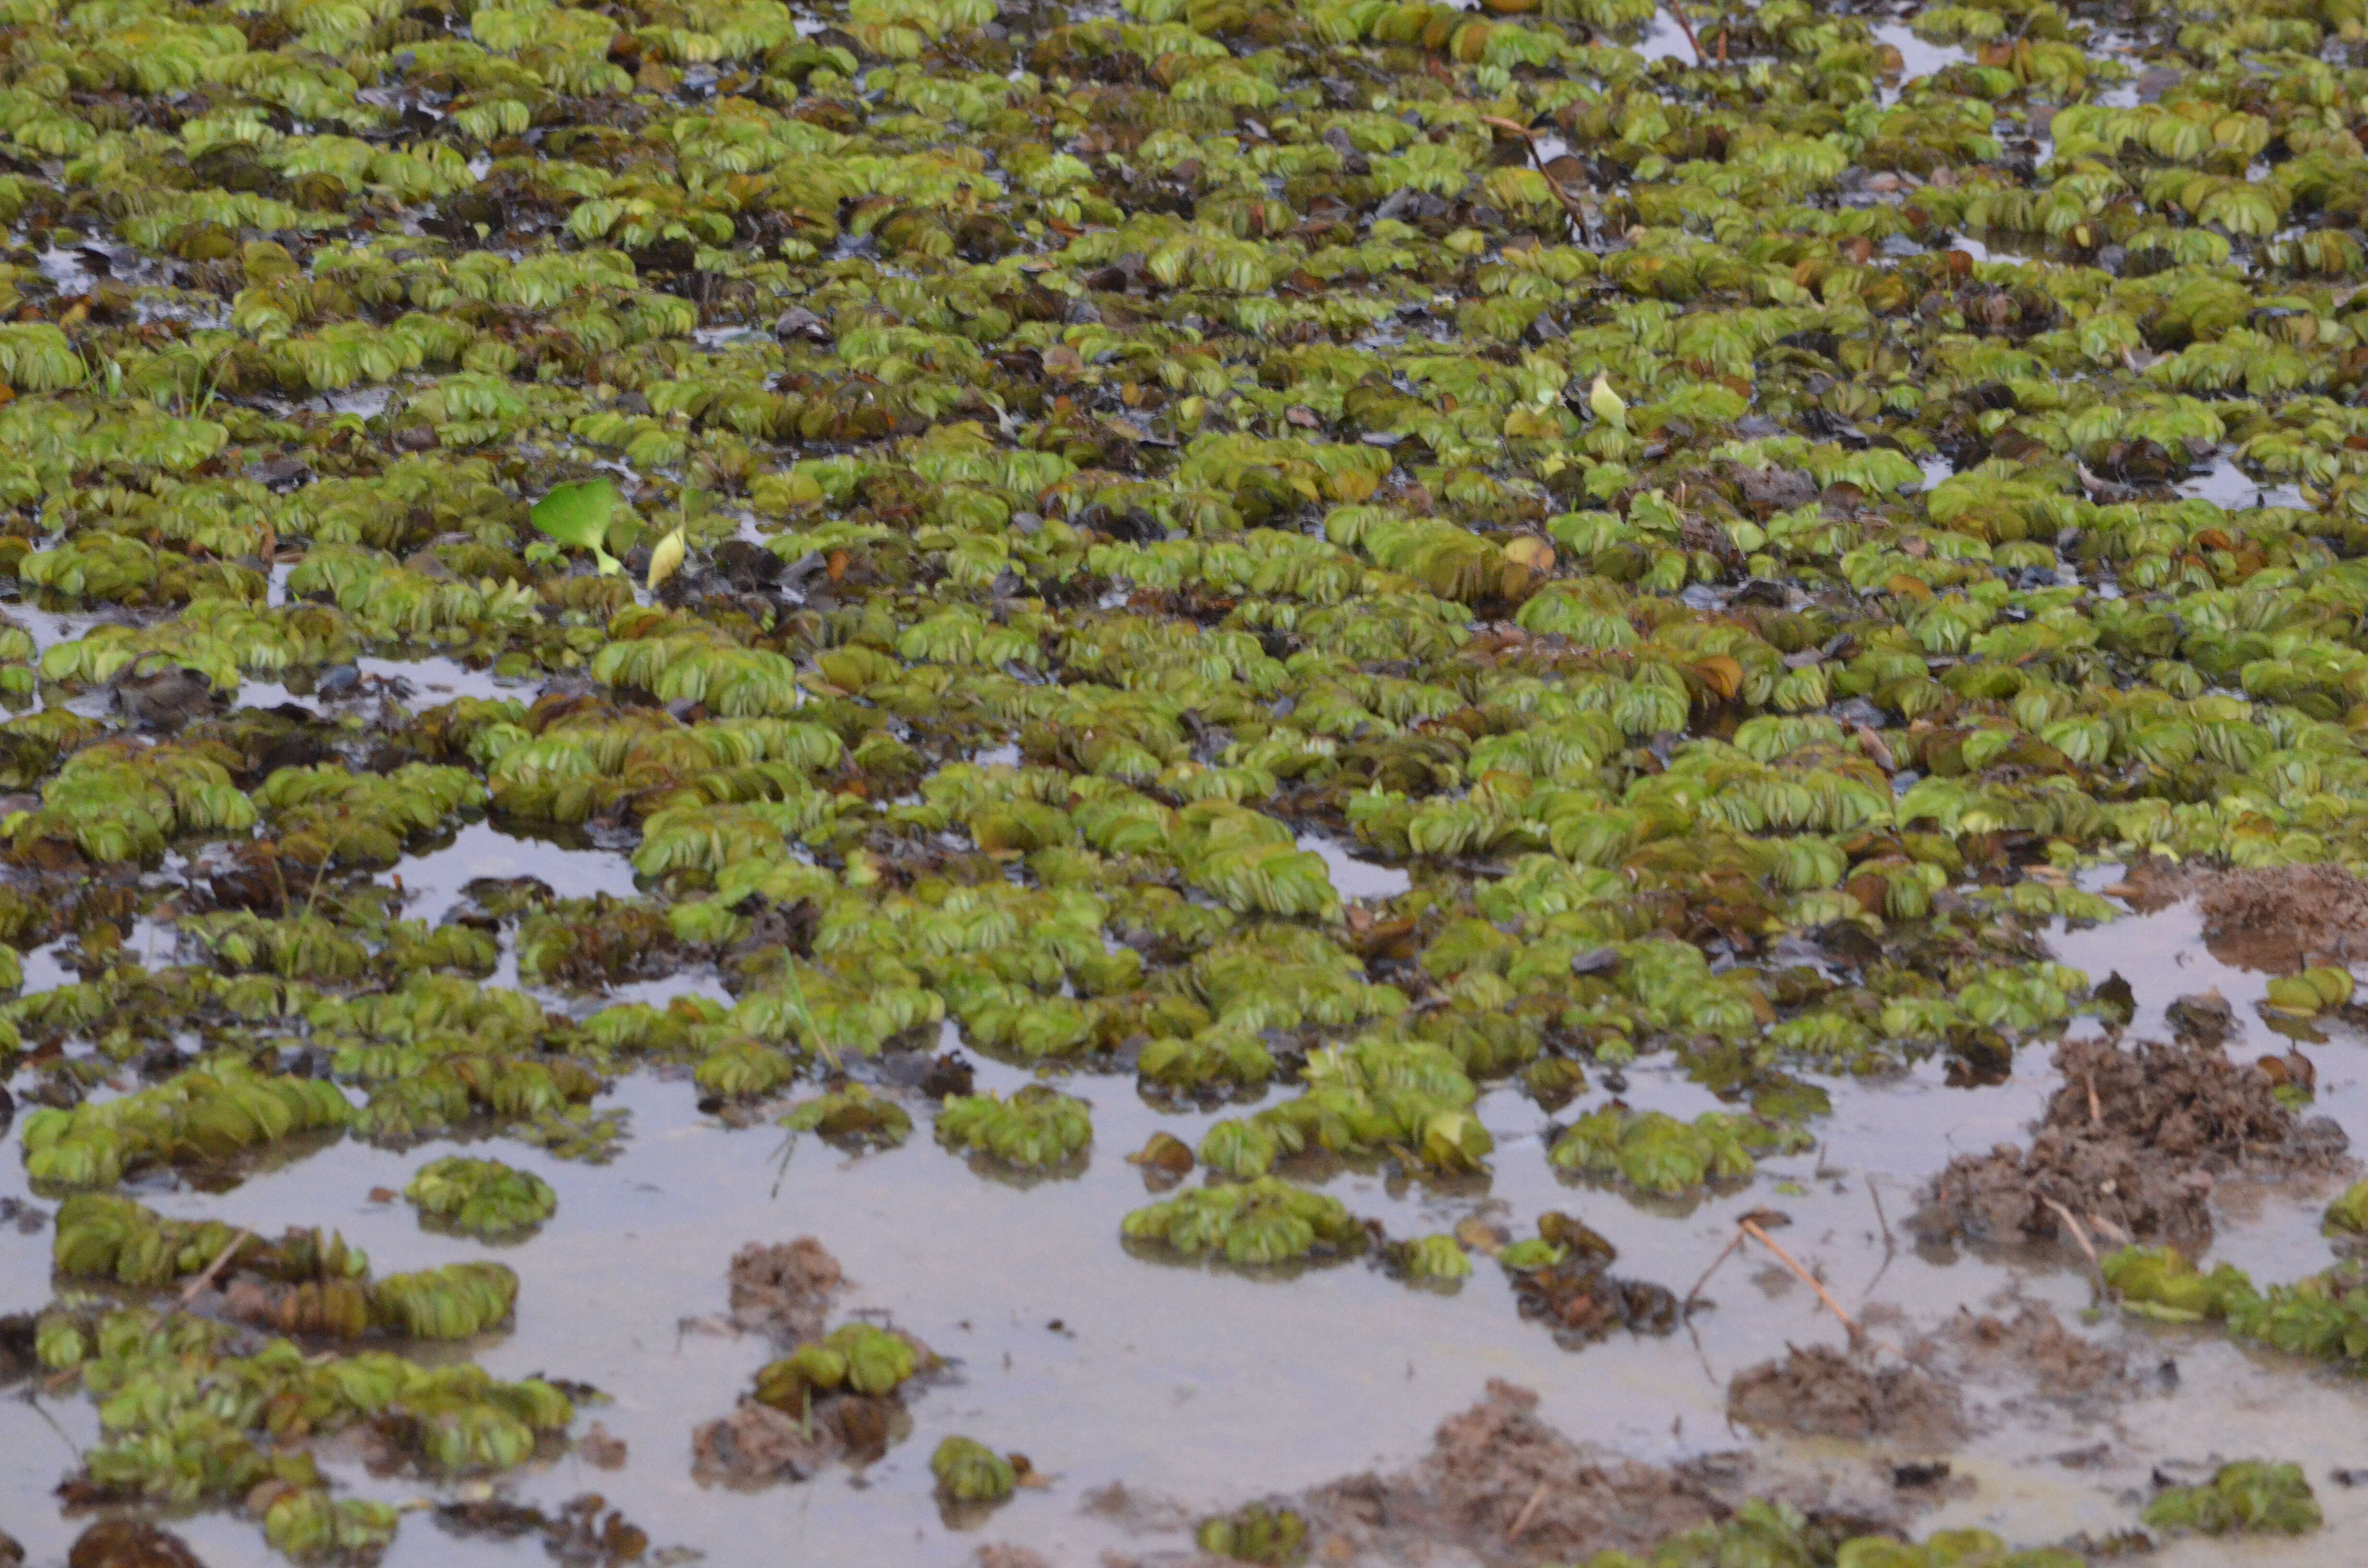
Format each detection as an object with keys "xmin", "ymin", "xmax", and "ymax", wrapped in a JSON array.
[
  {"xmin": 434, "ymin": 1493, "xmax": 654, "ymax": 1566},
  {"xmin": 1918, "ymin": 1302, "xmax": 2131, "ymax": 1412},
  {"xmin": 781, "ymin": 1083, "xmax": 913, "ymax": 1151},
  {"xmin": 1919, "ymin": 1035, "xmax": 2346, "ymax": 1254},
  {"xmin": 1501, "ymin": 1212, "xmax": 1678, "ymax": 1348}
]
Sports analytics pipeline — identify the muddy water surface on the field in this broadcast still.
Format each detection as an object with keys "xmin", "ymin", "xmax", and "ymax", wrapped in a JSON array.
[{"xmin": 10, "ymin": 852, "xmax": 2368, "ymax": 1564}]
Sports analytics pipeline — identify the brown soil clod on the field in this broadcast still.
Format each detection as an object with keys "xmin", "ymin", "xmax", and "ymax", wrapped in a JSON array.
[
  {"xmin": 1917, "ymin": 1035, "xmax": 2348, "ymax": 1255},
  {"xmin": 691, "ymin": 1400, "xmax": 838, "ymax": 1487},
  {"xmin": 66, "ymin": 1521, "xmax": 208, "ymax": 1568},
  {"xmin": 2190, "ymin": 863, "xmax": 2368, "ymax": 968},
  {"xmin": 1507, "ymin": 1213, "xmax": 1680, "ymax": 1349},
  {"xmin": 693, "ymin": 1237, "xmax": 929, "ymax": 1487},
  {"xmin": 1726, "ymin": 1345, "xmax": 1965, "ymax": 1449},
  {"xmin": 2163, "ymin": 990, "xmax": 2235, "ymax": 1047},
  {"xmin": 1294, "ymin": 1380, "xmax": 1730, "ymax": 1564},
  {"xmin": 726, "ymin": 1236, "xmax": 846, "ymax": 1346}
]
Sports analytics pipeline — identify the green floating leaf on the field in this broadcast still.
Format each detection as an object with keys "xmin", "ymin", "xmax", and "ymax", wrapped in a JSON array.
[
  {"xmin": 930, "ymin": 1435, "xmax": 1016, "ymax": 1503},
  {"xmin": 531, "ymin": 478, "xmax": 621, "ymax": 574},
  {"xmin": 2143, "ymin": 1461, "xmax": 2320, "ymax": 1536},
  {"xmin": 404, "ymin": 1156, "xmax": 556, "ymax": 1238}
]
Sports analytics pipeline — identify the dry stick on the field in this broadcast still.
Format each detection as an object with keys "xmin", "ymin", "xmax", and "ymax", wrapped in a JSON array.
[
  {"xmin": 13, "ymin": 1384, "xmax": 82, "ymax": 1458},
  {"xmin": 1476, "ymin": 115, "xmax": 1594, "ymax": 235},
  {"xmin": 1739, "ymin": 1218, "xmax": 1857, "ymax": 1337},
  {"xmin": 2041, "ymin": 1197, "xmax": 2106, "ymax": 1300},
  {"xmin": 1860, "ymin": 1178, "xmax": 1899, "ymax": 1301},
  {"xmin": 1504, "ymin": 1479, "xmax": 1553, "ymax": 1545},
  {"xmin": 2085, "ymin": 1071, "xmax": 2102, "ymax": 1127},
  {"xmin": 1661, "ymin": 0, "xmax": 1706, "ymax": 64},
  {"xmin": 162, "ymin": 1227, "xmax": 251, "ymax": 1321},
  {"xmin": 1682, "ymin": 1227, "xmax": 1750, "ymax": 1310}
]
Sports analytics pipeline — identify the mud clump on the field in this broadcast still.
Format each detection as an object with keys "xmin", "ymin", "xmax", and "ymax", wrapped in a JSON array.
[
  {"xmin": 67, "ymin": 1522, "xmax": 207, "ymax": 1568},
  {"xmin": 2192, "ymin": 864, "xmax": 2368, "ymax": 968},
  {"xmin": 1919, "ymin": 1036, "xmax": 2346, "ymax": 1253},
  {"xmin": 727, "ymin": 1236, "xmax": 845, "ymax": 1346},
  {"xmin": 1727, "ymin": 1345, "xmax": 1965, "ymax": 1448},
  {"xmin": 691, "ymin": 1401, "xmax": 838, "ymax": 1487},
  {"xmin": 434, "ymin": 1494, "xmax": 652, "ymax": 1565},
  {"xmin": 693, "ymin": 1237, "xmax": 930, "ymax": 1488},
  {"xmin": 1505, "ymin": 1212, "xmax": 1680, "ymax": 1350},
  {"xmin": 971, "ymin": 1549, "xmax": 1049, "ymax": 1568},
  {"xmin": 1295, "ymin": 1380, "xmax": 1726, "ymax": 1564}
]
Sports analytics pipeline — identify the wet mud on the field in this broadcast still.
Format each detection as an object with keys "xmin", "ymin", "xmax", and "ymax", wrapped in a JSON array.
[{"xmin": 1920, "ymin": 1035, "xmax": 2350, "ymax": 1255}]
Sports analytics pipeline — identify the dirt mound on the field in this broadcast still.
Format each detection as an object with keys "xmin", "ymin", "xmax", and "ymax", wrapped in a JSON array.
[
  {"xmin": 1918, "ymin": 1036, "xmax": 2345, "ymax": 1253},
  {"xmin": 1296, "ymin": 1380, "xmax": 1726, "ymax": 1564},
  {"xmin": 2192, "ymin": 864, "xmax": 2368, "ymax": 968},
  {"xmin": 1727, "ymin": 1345, "xmax": 1964, "ymax": 1448},
  {"xmin": 727, "ymin": 1237, "xmax": 845, "ymax": 1346}
]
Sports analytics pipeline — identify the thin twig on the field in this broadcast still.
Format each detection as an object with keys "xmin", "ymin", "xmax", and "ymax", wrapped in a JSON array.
[
  {"xmin": 1740, "ymin": 1218, "xmax": 1856, "ymax": 1337},
  {"xmin": 1477, "ymin": 116, "xmax": 1593, "ymax": 235},
  {"xmin": 14, "ymin": 1385, "xmax": 81, "ymax": 1458},
  {"xmin": 2087, "ymin": 1210, "xmax": 2133, "ymax": 1248},
  {"xmin": 1662, "ymin": 0, "xmax": 1705, "ymax": 64},
  {"xmin": 162, "ymin": 1228, "xmax": 251, "ymax": 1320},
  {"xmin": 1504, "ymin": 1479, "xmax": 1552, "ymax": 1544},
  {"xmin": 1682, "ymin": 1229, "xmax": 1748, "ymax": 1309},
  {"xmin": 2041, "ymin": 1197, "xmax": 2105, "ymax": 1300},
  {"xmin": 1860, "ymin": 1178, "xmax": 1899, "ymax": 1301},
  {"xmin": 2085, "ymin": 1072, "xmax": 2101, "ymax": 1127}
]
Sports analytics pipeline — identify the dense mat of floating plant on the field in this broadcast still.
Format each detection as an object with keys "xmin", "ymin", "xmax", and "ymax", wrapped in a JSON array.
[{"xmin": 6, "ymin": 0, "xmax": 2368, "ymax": 1551}]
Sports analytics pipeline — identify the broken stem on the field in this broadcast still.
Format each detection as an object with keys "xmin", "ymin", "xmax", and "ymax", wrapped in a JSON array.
[
  {"xmin": 1740, "ymin": 1218, "xmax": 1856, "ymax": 1337},
  {"xmin": 1682, "ymin": 1229, "xmax": 1749, "ymax": 1310},
  {"xmin": 1504, "ymin": 1478, "xmax": 1552, "ymax": 1544},
  {"xmin": 164, "ymin": 1227, "xmax": 251, "ymax": 1319},
  {"xmin": 1662, "ymin": 0, "xmax": 1705, "ymax": 64},
  {"xmin": 1477, "ymin": 115, "xmax": 1593, "ymax": 236},
  {"xmin": 2041, "ymin": 1197, "xmax": 2106, "ymax": 1301}
]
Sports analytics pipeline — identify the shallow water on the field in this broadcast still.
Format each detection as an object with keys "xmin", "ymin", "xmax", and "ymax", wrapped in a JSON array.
[
  {"xmin": 9, "ymin": 860, "xmax": 2368, "ymax": 1564},
  {"xmin": 1870, "ymin": 21, "xmax": 1973, "ymax": 104},
  {"xmin": 391, "ymin": 821, "xmax": 644, "ymax": 909},
  {"xmin": 2180, "ymin": 455, "xmax": 2265, "ymax": 510},
  {"xmin": 1296, "ymin": 832, "xmax": 1412, "ymax": 902}
]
